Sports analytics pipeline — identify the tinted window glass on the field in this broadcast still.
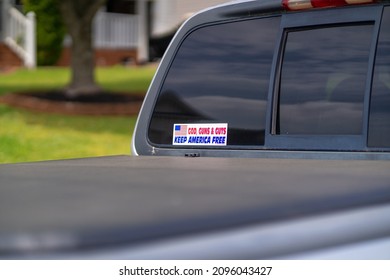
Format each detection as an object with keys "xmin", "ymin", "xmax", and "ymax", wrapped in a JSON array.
[
  {"xmin": 277, "ymin": 24, "xmax": 373, "ymax": 135},
  {"xmin": 369, "ymin": 7, "xmax": 390, "ymax": 147},
  {"xmin": 149, "ymin": 17, "xmax": 280, "ymax": 146}
]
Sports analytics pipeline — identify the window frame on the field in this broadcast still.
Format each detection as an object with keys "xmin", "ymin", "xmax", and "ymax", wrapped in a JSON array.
[{"xmin": 265, "ymin": 6, "xmax": 383, "ymax": 151}]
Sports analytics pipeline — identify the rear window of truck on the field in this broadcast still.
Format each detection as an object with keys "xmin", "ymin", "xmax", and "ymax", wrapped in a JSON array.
[{"xmin": 146, "ymin": 5, "xmax": 389, "ymax": 152}]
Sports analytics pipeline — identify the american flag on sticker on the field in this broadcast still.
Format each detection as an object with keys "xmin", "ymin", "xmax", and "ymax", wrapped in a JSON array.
[{"xmin": 174, "ymin": 124, "xmax": 187, "ymax": 136}]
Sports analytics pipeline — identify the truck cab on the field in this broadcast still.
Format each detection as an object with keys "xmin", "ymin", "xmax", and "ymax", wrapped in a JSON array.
[{"xmin": 133, "ymin": 0, "xmax": 390, "ymax": 160}]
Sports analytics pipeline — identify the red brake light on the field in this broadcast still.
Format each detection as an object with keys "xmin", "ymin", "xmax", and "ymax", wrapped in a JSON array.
[{"xmin": 282, "ymin": 0, "xmax": 376, "ymax": 11}]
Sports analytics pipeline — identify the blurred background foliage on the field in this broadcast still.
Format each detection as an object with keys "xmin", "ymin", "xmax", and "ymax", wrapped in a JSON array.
[{"xmin": 23, "ymin": 0, "xmax": 66, "ymax": 66}]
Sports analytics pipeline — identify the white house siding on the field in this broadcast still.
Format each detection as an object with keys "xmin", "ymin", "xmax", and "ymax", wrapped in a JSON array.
[{"xmin": 151, "ymin": 0, "xmax": 231, "ymax": 37}]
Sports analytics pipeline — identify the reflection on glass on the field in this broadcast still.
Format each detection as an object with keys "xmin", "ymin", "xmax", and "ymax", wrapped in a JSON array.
[
  {"xmin": 149, "ymin": 16, "xmax": 281, "ymax": 146},
  {"xmin": 278, "ymin": 24, "xmax": 373, "ymax": 135}
]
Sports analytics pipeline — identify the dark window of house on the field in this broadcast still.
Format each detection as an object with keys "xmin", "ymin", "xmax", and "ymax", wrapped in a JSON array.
[
  {"xmin": 276, "ymin": 24, "xmax": 373, "ymax": 135},
  {"xmin": 148, "ymin": 16, "xmax": 281, "ymax": 146},
  {"xmin": 106, "ymin": 0, "xmax": 136, "ymax": 14},
  {"xmin": 368, "ymin": 7, "xmax": 390, "ymax": 148}
]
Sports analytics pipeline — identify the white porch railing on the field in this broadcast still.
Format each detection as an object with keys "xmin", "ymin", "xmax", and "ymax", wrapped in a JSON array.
[
  {"xmin": 4, "ymin": 7, "xmax": 36, "ymax": 68},
  {"xmin": 93, "ymin": 12, "xmax": 139, "ymax": 49}
]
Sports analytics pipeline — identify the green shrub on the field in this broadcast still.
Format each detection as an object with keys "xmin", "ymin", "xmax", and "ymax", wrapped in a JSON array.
[{"xmin": 23, "ymin": 0, "xmax": 66, "ymax": 66}]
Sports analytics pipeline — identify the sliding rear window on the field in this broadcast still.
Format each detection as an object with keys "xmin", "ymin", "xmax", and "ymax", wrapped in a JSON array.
[
  {"xmin": 276, "ymin": 23, "xmax": 373, "ymax": 136},
  {"xmin": 368, "ymin": 6, "xmax": 390, "ymax": 148},
  {"xmin": 266, "ymin": 4, "xmax": 383, "ymax": 152}
]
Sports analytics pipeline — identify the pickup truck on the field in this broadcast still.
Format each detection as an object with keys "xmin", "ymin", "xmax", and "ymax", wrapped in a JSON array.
[{"xmin": 1, "ymin": 0, "xmax": 390, "ymax": 259}]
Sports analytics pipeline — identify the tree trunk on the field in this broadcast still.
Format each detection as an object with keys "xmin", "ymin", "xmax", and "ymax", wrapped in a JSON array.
[{"xmin": 58, "ymin": 0, "xmax": 107, "ymax": 98}]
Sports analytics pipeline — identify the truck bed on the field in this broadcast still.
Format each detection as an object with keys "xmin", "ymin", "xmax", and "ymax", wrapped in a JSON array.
[{"xmin": 1, "ymin": 155, "xmax": 390, "ymax": 259}]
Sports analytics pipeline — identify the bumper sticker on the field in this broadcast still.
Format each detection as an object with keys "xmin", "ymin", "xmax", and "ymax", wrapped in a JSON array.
[{"xmin": 173, "ymin": 123, "xmax": 228, "ymax": 146}]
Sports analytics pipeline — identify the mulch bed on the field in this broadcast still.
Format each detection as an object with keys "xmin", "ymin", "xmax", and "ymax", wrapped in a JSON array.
[{"xmin": 0, "ymin": 91, "xmax": 145, "ymax": 116}]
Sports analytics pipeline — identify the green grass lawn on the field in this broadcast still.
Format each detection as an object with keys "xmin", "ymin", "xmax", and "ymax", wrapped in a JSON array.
[
  {"xmin": 0, "ymin": 65, "xmax": 156, "ymax": 96},
  {"xmin": 0, "ymin": 65, "xmax": 156, "ymax": 163}
]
